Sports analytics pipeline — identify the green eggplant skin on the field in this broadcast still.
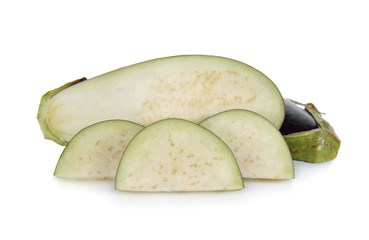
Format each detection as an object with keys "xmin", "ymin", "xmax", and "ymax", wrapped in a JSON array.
[
  {"xmin": 283, "ymin": 102, "xmax": 340, "ymax": 163},
  {"xmin": 284, "ymin": 128, "xmax": 340, "ymax": 163}
]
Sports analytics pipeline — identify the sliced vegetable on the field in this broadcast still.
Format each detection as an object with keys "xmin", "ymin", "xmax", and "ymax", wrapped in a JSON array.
[
  {"xmin": 282, "ymin": 100, "xmax": 340, "ymax": 163},
  {"xmin": 200, "ymin": 110, "xmax": 294, "ymax": 179},
  {"xmin": 38, "ymin": 55, "xmax": 284, "ymax": 145},
  {"xmin": 115, "ymin": 119, "xmax": 244, "ymax": 192},
  {"xmin": 54, "ymin": 120, "xmax": 143, "ymax": 179}
]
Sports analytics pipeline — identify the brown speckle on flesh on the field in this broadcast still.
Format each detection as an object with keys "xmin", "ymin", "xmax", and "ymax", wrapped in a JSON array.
[
  {"xmin": 138, "ymin": 69, "xmax": 250, "ymax": 125},
  {"xmin": 248, "ymin": 132, "xmax": 255, "ymax": 139},
  {"xmin": 246, "ymin": 95, "xmax": 257, "ymax": 103},
  {"xmin": 234, "ymin": 96, "xmax": 242, "ymax": 103},
  {"xmin": 168, "ymin": 134, "xmax": 175, "ymax": 147},
  {"xmin": 243, "ymin": 154, "xmax": 255, "ymax": 164},
  {"xmin": 191, "ymin": 180, "xmax": 200, "ymax": 186},
  {"xmin": 187, "ymin": 153, "xmax": 195, "ymax": 158},
  {"xmin": 113, "ymin": 150, "xmax": 122, "ymax": 158},
  {"xmin": 234, "ymin": 146, "xmax": 239, "ymax": 153}
]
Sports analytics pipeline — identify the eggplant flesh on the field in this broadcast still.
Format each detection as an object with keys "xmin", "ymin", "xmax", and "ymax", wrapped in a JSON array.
[
  {"xmin": 280, "ymin": 99, "xmax": 317, "ymax": 135},
  {"xmin": 37, "ymin": 55, "xmax": 285, "ymax": 145}
]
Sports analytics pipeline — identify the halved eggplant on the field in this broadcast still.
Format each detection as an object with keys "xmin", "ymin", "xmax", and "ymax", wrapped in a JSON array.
[
  {"xmin": 200, "ymin": 110, "xmax": 294, "ymax": 179},
  {"xmin": 37, "ymin": 55, "xmax": 284, "ymax": 145},
  {"xmin": 281, "ymin": 100, "xmax": 340, "ymax": 163},
  {"xmin": 115, "ymin": 119, "xmax": 244, "ymax": 192},
  {"xmin": 54, "ymin": 120, "xmax": 143, "ymax": 179}
]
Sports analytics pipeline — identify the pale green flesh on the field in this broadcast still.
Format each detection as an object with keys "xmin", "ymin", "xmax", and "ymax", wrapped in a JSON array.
[
  {"xmin": 115, "ymin": 119, "xmax": 244, "ymax": 192},
  {"xmin": 200, "ymin": 110, "xmax": 294, "ymax": 179},
  {"xmin": 38, "ymin": 55, "xmax": 284, "ymax": 145},
  {"xmin": 54, "ymin": 120, "xmax": 143, "ymax": 180}
]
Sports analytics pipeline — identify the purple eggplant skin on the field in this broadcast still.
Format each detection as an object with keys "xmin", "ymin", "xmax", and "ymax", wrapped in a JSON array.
[{"xmin": 280, "ymin": 99, "xmax": 317, "ymax": 135}]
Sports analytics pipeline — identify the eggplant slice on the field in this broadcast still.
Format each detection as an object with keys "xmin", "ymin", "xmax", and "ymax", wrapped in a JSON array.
[{"xmin": 37, "ymin": 55, "xmax": 284, "ymax": 145}]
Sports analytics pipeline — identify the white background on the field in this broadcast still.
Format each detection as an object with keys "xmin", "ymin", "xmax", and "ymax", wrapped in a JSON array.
[{"xmin": 1, "ymin": 1, "xmax": 368, "ymax": 239}]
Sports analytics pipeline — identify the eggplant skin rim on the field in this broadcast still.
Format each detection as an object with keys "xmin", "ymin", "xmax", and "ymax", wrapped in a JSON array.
[{"xmin": 37, "ymin": 77, "xmax": 87, "ymax": 146}]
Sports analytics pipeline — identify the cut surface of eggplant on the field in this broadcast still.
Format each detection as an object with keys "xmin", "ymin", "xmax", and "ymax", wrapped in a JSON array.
[
  {"xmin": 38, "ymin": 55, "xmax": 284, "ymax": 145},
  {"xmin": 54, "ymin": 120, "xmax": 143, "ymax": 179},
  {"xmin": 200, "ymin": 110, "xmax": 294, "ymax": 179},
  {"xmin": 115, "ymin": 118, "xmax": 244, "ymax": 192}
]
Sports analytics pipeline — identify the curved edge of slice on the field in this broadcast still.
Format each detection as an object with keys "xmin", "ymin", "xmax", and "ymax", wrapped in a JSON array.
[
  {"xmin": 200, "ymin": 109, "xmax": 294, "ymax": 179},
  {"xmin": 37, "ymin": 77, "xmax": 88, "ymax": 146},
  {"xmin": 115, "ymin": 118, "xmax": 244, "ymax": 192},
  {"xmin": 54, "ymin": 120, "xmax": 144, "ymax": 180}
]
